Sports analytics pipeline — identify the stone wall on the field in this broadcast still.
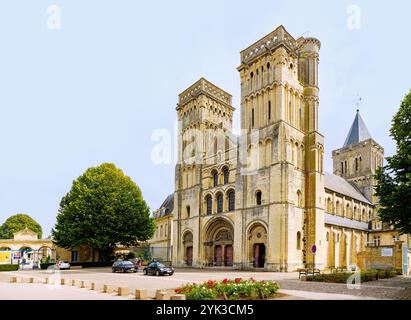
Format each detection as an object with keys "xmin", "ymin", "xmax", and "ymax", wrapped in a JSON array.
[{"xmin": 357, "ymin": 242, "xmax": 404, "ymax": 272}]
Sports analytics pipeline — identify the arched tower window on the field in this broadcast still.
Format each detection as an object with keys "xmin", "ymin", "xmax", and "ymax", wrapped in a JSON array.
[
  {"xmin": 228, "ymin": 190, "xmax": 235, "ymax": 211},
  {"xmin": 186, "ymin": 206, "xmax": 190, "ymax": 218},
  {"xmin": 212, "ymin": 170, "xmax": 218, "ymax": 187},
  {"xmin": 296, "ymin": 231, "xmax": 301, "ymax": 250},
  {"xmin": 296, "ymin": 190, "xmax": 302, "ymax": 207},
  {"xmin": 216, "ymin": 193, "xmax": 223, "ymax": 213},
  {"xmin": 355, "ymin": 158, "xmax": 358, "ymax": 171},
  {"xmin": 251, "ymin": 108, "xmax": 255, "ymax": 128},
  {"xmin": 206, "ymin": 196, "xmax": 212, "ymax": 215},
  {"xmin": 268, "ymin": 100, "xmax": 271, "ymax": 120},
  {"xmin": 256, "ymin": 190, "xmax": 262, "ymax": 205},
  {"xmin": 223, "ymin": 167, "xmax": 229, "ymax": 184}
]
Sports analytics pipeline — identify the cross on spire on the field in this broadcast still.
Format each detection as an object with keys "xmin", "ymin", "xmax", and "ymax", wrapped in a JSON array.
[{"xmin": 356, "ymin": 95, "xmax": 362, "ymax": 112}]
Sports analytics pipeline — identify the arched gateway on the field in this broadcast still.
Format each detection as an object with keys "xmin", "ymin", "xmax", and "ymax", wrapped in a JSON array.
[{"xmin": 203, "ymin": 218, "xmax": 234, "ymax": 267}]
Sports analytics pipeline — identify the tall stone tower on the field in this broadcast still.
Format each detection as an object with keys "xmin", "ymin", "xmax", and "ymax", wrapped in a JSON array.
[
  {"xmin": 172, "ymin": 78, "xmax": 234, "ymax": 267},
  {"xmin": 332, "ymin": 110, "xmax": 384, "ymax": 204},
  {"xmin": 236, "ymin": 26, "xmax": 325, "ymax": 270}
]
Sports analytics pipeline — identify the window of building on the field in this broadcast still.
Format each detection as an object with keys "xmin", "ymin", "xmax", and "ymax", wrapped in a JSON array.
[
  {"xmin": 71, "ymin": 250, "xmax": 78, "ymax": 262},
  {"xmin": 217, "ymin": 193, "xmax": 223, "ymax": 213},
  {"xmin": 186, "ymin": 206, "xmax": 190, "ymax": 218},
  {"xmin": 355, "ymin": 158, "xmax": 358, "ymax": 171},
  {"xmin": 267, "ymin": 62, "xmax": 270, "ymax": 70},
  {"xmin": 206, "ymin": 196, "xmax": 212, "ymax": 215},
  {"xmin": 251, "ymin": 108, "xmax": 255, "ymax": 128},
  {"xmin": 212, "ymin": 170, "xmax": 218, "ymax": 187},
  {"xmin": 296, "ymin": 190, "xmax": 302, "ymax": 207},
  {"xmin": 228, "ymin": 190, "xmax": 235, "ymax": 211},
  {"xmin": 326, "ymin": 232, "xmax": 329, "ymax": 242},
  {"xmin": 296, "ymin": 231, "xmax": 301, "ymax": 250},
  {"xmin": 374, "ymin": 236, "xmax": 380, "ymax": 246},
  {"xmin": 256, "ymin": 191, "xmax": 262, "ymax": 205},
  {"xmin": 341, "ymin": 162, "xmax": 344, "ymax": 174},
  {"xmin": 160, "ymin": 225, "xmax": 163, "ymax": 237},
  {"xmin": 268, "ymin": 101, "xmax": 271, "ymax": 120},
  {"xmin": 223, "ymin": 167, "xmax": 229, "ymax": 184}
]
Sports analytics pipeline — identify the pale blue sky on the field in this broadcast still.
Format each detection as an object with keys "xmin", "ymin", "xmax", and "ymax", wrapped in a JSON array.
[{"xmin": 0, "ymin": 1, "xmax": 410, "ymax": 236}]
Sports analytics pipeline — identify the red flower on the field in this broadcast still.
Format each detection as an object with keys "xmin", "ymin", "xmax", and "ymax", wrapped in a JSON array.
[
  {"xmin": 235, "ymin": 278, "xmax": 242, "ymax": 283},
  {"xmin": 207, "ymin": 280, "xmax": 215, "ymax": 288},
  {"xmin": 222, "ymin": 278, "xmax": 229, "ymax": 284},
  {"xmin": 175, "ymin": 289, "xmax": 182, "ymax": 293}
]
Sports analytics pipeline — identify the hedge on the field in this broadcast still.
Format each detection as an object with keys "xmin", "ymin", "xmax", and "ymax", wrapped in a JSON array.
[
  {"xmin": 0, "ymin": 264, "xmax": 19, "ymax": 271},
  {"xmin": 306, "ymin": 269, "xmax": 397, "ymax": 283},
  {"xmin": 40, "ymin": 263, "xmax": 56, "ymax": 270},
  {"xmin": 69, "ymin": 261, "xmax": 113, "ymax": 268}
]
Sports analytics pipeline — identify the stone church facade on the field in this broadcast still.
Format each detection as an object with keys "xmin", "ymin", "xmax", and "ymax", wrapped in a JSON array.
[{"xmin": 152, "ymin": 25, "xmax": 410, "ymax": 272}]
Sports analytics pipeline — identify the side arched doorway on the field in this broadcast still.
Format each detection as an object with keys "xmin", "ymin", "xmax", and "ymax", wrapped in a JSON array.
[
  {"xmin": 183, "ymin": 231, "xmax": 193, "ymax": 266},
  {"xmin": 203, "ymin": 218, "xmax": 234, "ymax": 267},
  {"xmin": 247, "ymin": 223, "xmax": 268, "ymax": 268}
]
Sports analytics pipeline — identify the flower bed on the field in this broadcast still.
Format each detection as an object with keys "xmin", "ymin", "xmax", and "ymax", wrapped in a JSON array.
[
  {"xmin": 306, "ymin": 269, "xmax": 397, "ymax": 283},
  {"xmin": 174, "ymin": 278, "xmax": 280, "ymax": 300}
]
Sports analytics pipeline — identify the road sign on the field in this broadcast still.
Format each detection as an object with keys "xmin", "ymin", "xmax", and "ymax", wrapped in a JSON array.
[{"xmin": 311, "ymin": 245, "xmax": 317, "ymax": 253}]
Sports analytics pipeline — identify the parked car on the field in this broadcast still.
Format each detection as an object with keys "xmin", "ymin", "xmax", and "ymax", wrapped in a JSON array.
[
  {"xmin": 57, "ymin": 260, "xmax": 71, "ymax": 270},
  {"xmin": 143, "ymin": 262, "xmax": 174, "ymax": 276},
  {"xmin": 112, "ymin": 260, "xmax": 137, "ymax": 273}
]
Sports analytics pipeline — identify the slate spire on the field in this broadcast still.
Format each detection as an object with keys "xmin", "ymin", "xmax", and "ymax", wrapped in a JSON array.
[{"xmin": 343, "ymin": 110, "xmax": 372, "ymax": 147}]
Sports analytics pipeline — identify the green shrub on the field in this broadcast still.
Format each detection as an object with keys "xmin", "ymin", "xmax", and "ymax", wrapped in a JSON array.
[
  {"xmin": 175, "ymin": 278, "xmax": 279, "ymax": 300},
  {"xmin": 308, "ymin": 269, "xmax": 397, "ymax": 283},
  {"xmin": 40, "ymin": 263, "xmax": 56, "ymax": 270},
  {"xmin": 307, "ymin": 273, "xmax": 353, "ymax": 283},
  {"xmin": 69, "ymin": 261, "xmax": 113, "ymax": 268},
  {"xmin": 0, "ymin": 264, "xmax": 19, "ymax": 271}
]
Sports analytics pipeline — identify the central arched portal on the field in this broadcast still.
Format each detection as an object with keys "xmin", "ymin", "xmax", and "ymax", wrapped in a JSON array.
[{"xmin": 203, "ymin": 218, "xmax": 234, "ymax": 267}]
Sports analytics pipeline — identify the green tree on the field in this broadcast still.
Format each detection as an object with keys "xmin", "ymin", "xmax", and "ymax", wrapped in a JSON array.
[
  {"xmin": 0, "ymin": 214, "xmax": 42, "ymax": 239},
  {"xmin": 375, "ymin": 90, "xmax": 411, "ymax": 234},
  {"xmin": 52, "ymin": 163, "xmax": 155, "ymax": 261}
]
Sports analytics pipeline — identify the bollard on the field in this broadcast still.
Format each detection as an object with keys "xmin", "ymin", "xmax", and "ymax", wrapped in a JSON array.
[
  {"xmin": 135, "ymin": 289, "xmax": 148, "ymax": 300},
  {"xmin": 118, "ymin": 287, "xmax": 129, "ymax": 296},
  {"xmin": 90, "ymin": 283, "xmax": 99, "ymax": 291},
  {"xmin": 103, "ymin": 284, "xmax": 113, "ymax": 294},
  {"xmin": 28, "ymin": 277, "xmax": 35, "ymax": 284},
  {"xmin": 60, "ymin": 278, "xmax": 66, "ymax": 285},
  {"xmin": 171, "ymin": 294, "xmax": 186, "ymax": 300},
  {"xmin": 10, "ymin": 276, "xmax": 19, "ymax": 283},
  {"xmin": 156, "ymin": 291, "xmax": 171, "ymax": 300},
  {"xmin": 71, "ymin": 279, "xmax": 76, "ymax": 286}
]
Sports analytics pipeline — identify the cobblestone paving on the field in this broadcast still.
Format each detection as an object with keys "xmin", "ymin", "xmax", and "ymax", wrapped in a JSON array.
[{"xmin": 276, "ymin": 276, "xmax": 411, "ymax": 300}]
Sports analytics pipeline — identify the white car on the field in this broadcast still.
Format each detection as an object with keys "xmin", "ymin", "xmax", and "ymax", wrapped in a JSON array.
[{"xmin": 57, "ymin": 260, "xmax": 71, "ymax": 270}]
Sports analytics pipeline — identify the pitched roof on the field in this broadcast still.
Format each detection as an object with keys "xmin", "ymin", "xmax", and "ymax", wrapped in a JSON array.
[
  {"xmin": 324, "ymin": 172, "xmax": 371, "ymax": 204},
  {"xmin": 154, "ymin": 193, "xmax": 174, "ymax": 218},
  {"xmin": 343, "ymin": 110, "xmax": 372, "ymax": 147}
]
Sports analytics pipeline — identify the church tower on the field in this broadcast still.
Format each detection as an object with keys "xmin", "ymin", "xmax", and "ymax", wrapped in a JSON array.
[
  {"xmin": 172, "ymin": 78, "xmax": 235, "ymax": 267},
  {"xmin": 332, "ymin": 110, "xmax": 384, "ymax": 204},
  {"xmin": 236, "ymin": 26, "xmax": 325, "ymax": 270}
]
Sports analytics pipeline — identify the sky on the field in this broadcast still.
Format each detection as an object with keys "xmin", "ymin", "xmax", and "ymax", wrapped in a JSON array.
[{"xmin": 0, "ymin": 0, "xmax": 410, "ymax": 237}]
